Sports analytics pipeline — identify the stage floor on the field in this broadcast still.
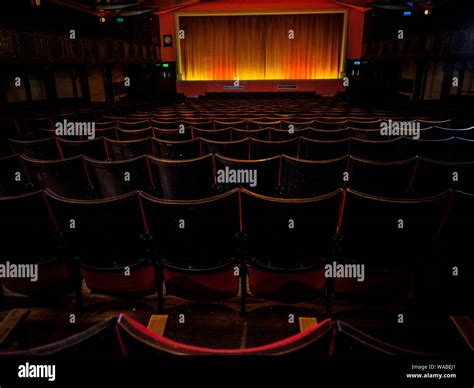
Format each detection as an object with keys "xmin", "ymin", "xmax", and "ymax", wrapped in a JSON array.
[{"xmin": 177, "ymin": 79, "xmax": 345, "ymax": 97}]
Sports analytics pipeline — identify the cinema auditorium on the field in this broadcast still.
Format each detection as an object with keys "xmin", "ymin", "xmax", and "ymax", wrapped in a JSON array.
[{"xmin": 0, "ymin": 0, "xmax": 472, "ymax": 382}]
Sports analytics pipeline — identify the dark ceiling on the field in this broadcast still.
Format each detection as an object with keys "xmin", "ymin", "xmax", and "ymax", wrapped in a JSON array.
[
  {"xmin": 49, "ymin": 0, "xmax": 457, "ymax": 18},
  {"xmin": 0, "ymin": 0, "xmax": 471, "ymax": 44}
]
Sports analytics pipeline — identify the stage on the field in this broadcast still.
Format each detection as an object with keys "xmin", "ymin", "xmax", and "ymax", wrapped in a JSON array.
[{"xmin": 176, "ymin": 79, "xmax": 345, "ymax": 96}]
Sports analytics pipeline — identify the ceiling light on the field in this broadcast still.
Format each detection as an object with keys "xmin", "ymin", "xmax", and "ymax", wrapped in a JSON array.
[
  {"xmin": 119, "ymin": 8, "xmax": 155, "ymax": 16},
  {"xmin": 95, "ymin": 1, "xmax": 140, "ymax": 11}
]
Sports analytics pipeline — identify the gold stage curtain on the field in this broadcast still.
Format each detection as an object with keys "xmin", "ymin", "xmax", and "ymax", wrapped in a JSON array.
[{"xmin": 178, "ymin": 13, "xmax": 344, "ymax": 81}]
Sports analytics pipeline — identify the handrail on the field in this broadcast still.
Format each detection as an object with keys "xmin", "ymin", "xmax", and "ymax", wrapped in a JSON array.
[
  {"xmin": 0, "ymin": 28, "xmax": 161, "ymax": 64},
  {"xmin": 363, "ymin": 25, "xmax": 474, "ymax": 59}
]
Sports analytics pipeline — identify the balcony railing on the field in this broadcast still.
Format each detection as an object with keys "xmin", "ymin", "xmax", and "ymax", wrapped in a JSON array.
[
  {"xmin": 0, "ymin": 28, "xmax": 161, "ymax": 64},
  {"xmin": 363, "ymin": 25, "xmax": 474, "ymax": 60}
]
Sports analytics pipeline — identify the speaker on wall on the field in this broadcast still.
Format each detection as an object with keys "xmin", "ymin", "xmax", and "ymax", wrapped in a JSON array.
[{"xmin": 163, "ymin": 34, "xmax": 173, "ymax": 47}]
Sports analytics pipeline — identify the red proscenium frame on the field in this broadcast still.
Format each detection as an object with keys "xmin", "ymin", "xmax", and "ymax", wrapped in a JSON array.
[{"xmin": 156, "ymin": 0, "xmax": 367, "ymax": 96}]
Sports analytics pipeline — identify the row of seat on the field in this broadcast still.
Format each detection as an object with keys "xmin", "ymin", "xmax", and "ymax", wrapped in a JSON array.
[
  {"xmin": 0, "ymin": 314, "xmax": 439, "ymax": 357},
  {"xmin": 0, "ymin": 188, "xmax": 471, "ymax": 313},
  {"xmin": 23, "ymin": 124, "xmax": 473, "ymax": 143},
  {"xmin": 8, "ymin": 119, "xmax": 457, "ymax": 141},
  {"xmin": 8, "ymin": 135, "xmax": 474, "ymax": 163},
  {"xmin": 2, "ymin": 153, "xmax": 473, "ymax": 199},
  {"xmin": 11, "ymin": 101, "xmax": 434, "ymax": 121},
  {"xmin": 22, "ymin": 117, "xmax": 453, "ymax": 131},
  {"xmin": 2, "ymin": 111, "xmax": 453, "ymax": 133}
]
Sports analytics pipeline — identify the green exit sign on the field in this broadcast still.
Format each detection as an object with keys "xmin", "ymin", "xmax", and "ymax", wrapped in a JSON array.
[
  {"xmin": 116, "ymin": 17, "xmax": 125, "ymax": 23},
  {"xmin": 162, "ymin": 63, "xmax": 169, "ymax": 68}
]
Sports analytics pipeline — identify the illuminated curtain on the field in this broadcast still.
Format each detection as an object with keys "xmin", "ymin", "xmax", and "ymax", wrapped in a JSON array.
[{"xmin": 178, "ymin": 13, "xmax": 344, "ymax": 81}]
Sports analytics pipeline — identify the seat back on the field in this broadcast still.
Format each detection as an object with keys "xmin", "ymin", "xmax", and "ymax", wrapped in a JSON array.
[
  {"xmin": 84, "ymin": 156, "xmax": 153, "ymax": 198},
  {"xmin": 339, "ymin": 189, "xmax": 450, "ymax": 269},
  {"xmin": 242, "ymin": 188, "xmax": 342, "ymax": 268},
  {"xmin": 105, "ymin": 138, "xmax": 152, "ymax": 160},
  {"xmin": 215, "ymin": 154, "xmax": 280, "ymax": 196},
  {"xmin": 57, "ymin": 138, "xmax": 107, "ymax": 160},
  {"xmin": 282, "ymin": 155, "xmax": 347, "ymax": 198},
  {"xmin": 21, "ymin": 155, "xmax": 91, "ymax": 199},
  {"xmin": 348, "ymin": 156, "xmax": 416, "ymax": 197},
  {"xmin": 9, "ymin": 138, "xmax": 61, "ymax": 160},
  {"xmin": 147, "ymin": 154, "xmax": 215, "ymax": 199}
]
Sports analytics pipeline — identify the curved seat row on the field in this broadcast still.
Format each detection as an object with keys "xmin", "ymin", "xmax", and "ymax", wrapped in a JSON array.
[
  {"xmin": 15, "ymin": 116, "xmax": 452, "ymax": 134},
  {"xmin": 1, "ymin": 153, "xmax": 473, "ymax": 199},
  {"xmin": 0, "ymin": 314, "xmax": 439, "ymax": 357},
  {"xmin": 0, "ymin": 188, "xmax": 472, "ymax": 315},
  {"xmin": 8, "ymin": 135, "xmax": 474, "ymax": 163}
]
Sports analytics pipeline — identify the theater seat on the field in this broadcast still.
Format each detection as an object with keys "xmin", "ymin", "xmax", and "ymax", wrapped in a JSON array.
[
  {"xmin": 20, "ymin": 155, "xmax": 92, "ymax": 199},
  {"xmin": 215, "ymin": 154, "xmax": 280, "ymax": 196},
  {"xmin": 232, "ymin": 128, "xmax": 269, "ymax": 141},
  {"xmin": 193, "ymin": 127, "xmax": 231, "ymax": 141},
  {"xmin": 150, "ymin": 120, "xmax": 181, "ymax": 130},
  {"xmin": 116, "ymin": 313, "xmax": 333, "ymax": 356},
  {"xmin": 44, "ymin": 190, "xmax": 156, "ymax": 297},
  {"xmin": 183, "ymin": 121, "xmax": 214, "ymax": 131},
  {"xmin": 281, "ymin": 155, "xmax": 347, "ymax": 198},
  {"xmin": 333, "ymin": 321, "xmax": 431, "ymax": 357},
  {"xmin": 9, "ymin": 137, "xmax": 61, "ymax": 160},
  {"xmin": 57, "ymin": 137, "xmax": 108, "ymax": 160},
  {"xmin": 94, "ymin": 127, "xmax": 117, "ymax": 140},
  {"xmin": 140, "ymin": 189, "xmax": 240, "ymax": 305},
  {"xmin": 250, "ymin": 138, "xmax": 299, "ymax": 159},
  {"xmin": 450, "ymin": 137, "xmax": 474, "ymax": 162},
  {"xmin": 335, "ymin": 189, "xmax": 451, "ymax": 302},
  {"xmin": 308, "ymin": 128, "xmax": 349, "ymax": 141},
  {"xmin": 0, "ymin": 191, "xmax": 81, "ymax": 297},
  {"xmin": 410, "ymin": 157, "xmax": 474, "ymax": 196},
  {"xmin": 350, "ymin": 138, "xmax": 402, "ymax": 161},
  {"xmin": 348, "ymin": 119, "xmax": 382, "ymax": 129},
  {"xmin": 0, "ymin": 154, "xmax": 29, "ymax": 196},
  {"xmin": 242, "ymin": 188, "xmax": 342, "ymax": 302},
  {"xmin": 435, "ymin": 191, "xmax": 474, "ymax": 314},
  {"xmin": 201, "ymin": 138, "xmax": 249, "ymax": 159},
  {"xmin": 312, "ymin": 120, "xmax": 348, "ymax": 130},
  {"xmin": 95, "ymin": 121, "xmax": 116, "ymax": 130},
  {"xmin": 281, "ymin": 120, "xmax": 314, "ymax": 130},
  {"xmin": 117, "ymin": 128, "xmax": 153, "ymax": 141},
  {"xmin": 270, "ymin": 128, "xmax": 309, "ymax": 141},
  {"xmin": 398, "ymin": 137, "xmax": 454, "ymax": 161},
  {"xmin": 418, "ymin": 119, "xmax": 451, "ymax": 129},
  {"xmin": 348, "ymin": 156, "xmax": 416, "ymax": 197},
  {"xmin": 147, "ymin": 154, "xmax": 215, "ymax": 199},
  {"xmin": 153, "ymin": 127, "xmax": 193, "ymax": 141},
  {"xmin": 214, "ymin": 120, "xmax": 247, "ymax": 130},
  {"xmin": 84, "ymin": 156, "xmax": 153, "ymax": 198},
  {"xmin": 25, "ymin": 117, "xmax": 54, "ymax": 133},
  {"xmin": 118, "ymin": 120, "xmax": 150, "ymax": 130},
  {"xmin": 105, "ymin": 138, "xmax": 153, "ymax": 160},
  {"xmin": 248, "ymin": 120, "xmax": 280, "ymax": 130},
  {"xmin": 0, "ymin": 318, "xmax": 120, "ymax": 356},
  {"xmin": 350, "ymin": 128, "xmax": 387, "ymax": 141},
  {"xmin": 152, "ymin": 138, "xmax": 201, "ymax": 160},
  {"xmin": 299, "ymin": 137, "xmax": 349, "ymax": 160}
]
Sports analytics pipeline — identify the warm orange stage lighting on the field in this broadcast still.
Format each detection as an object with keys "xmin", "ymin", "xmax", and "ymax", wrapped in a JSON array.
[{"xmin": 177, "ymin": 13, "xmax": 345, "ymax": 81}]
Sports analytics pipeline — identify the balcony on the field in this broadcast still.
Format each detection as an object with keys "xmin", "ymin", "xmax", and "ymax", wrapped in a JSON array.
[
  {"xmin": 0, "ymin": 28, "xmax": 161, "ymax": 64},
  {"xmin": 363, "ymin": 25, "xmax": 474, "ymax": 60}
]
